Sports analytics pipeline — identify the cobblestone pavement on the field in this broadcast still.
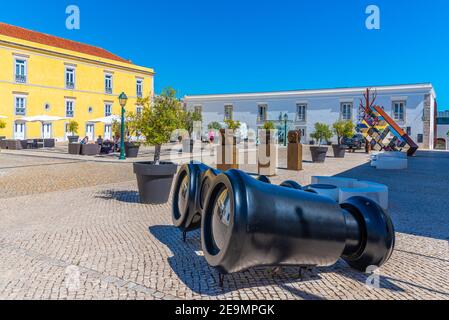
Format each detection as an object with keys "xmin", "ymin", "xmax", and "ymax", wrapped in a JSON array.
[{"xmin": 0, "ymin": 149, "xmax": 448, "ymax": 300}]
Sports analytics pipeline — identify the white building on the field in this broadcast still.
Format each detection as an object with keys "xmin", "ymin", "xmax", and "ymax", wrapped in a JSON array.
[
  {"xmin": 436, "ymin": 111, "xmax": 449, "ymax": 150},
  {"xmin": 184, "ymin": 83, "xmax": 437, "ymax": 149}
]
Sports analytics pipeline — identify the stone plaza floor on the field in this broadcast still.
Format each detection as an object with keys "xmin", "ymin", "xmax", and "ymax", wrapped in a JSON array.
[{"xmin": 0, "ymin": 147, "xmax": 448, "ymax": 300}]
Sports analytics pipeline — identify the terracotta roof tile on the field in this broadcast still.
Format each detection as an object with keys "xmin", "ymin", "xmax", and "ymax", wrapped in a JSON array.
[{"xmin": 0, "ymin": 22, "xmax": 130, "ymax": 64}]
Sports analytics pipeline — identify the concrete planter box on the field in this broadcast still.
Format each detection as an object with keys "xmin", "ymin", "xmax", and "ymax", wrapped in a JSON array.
[
  {"xmin": 80, "ymin": 144, "xmax": 100, "ymax": 156},
  {"xmin": 68, "ymin": 143, "xmax": 81, "ymax": 155}
]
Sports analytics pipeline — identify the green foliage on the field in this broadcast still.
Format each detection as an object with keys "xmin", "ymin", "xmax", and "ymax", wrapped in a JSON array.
[
  {"xmin": 208, "ymin": 122, "xmax": 222, "ymax": 130},
  {"xmin": 310, "ymin": 122, "xmax": 333, "ymax": 145},
  {"xmin": 139, "ymin": 88, "xmax": 184, "ymax": 163},
  {"xmin": 125, "ymin": 111, "xmax": 142, "ymax": 140},
  {"xmin": 67, "ymin": 120, "xmax": 79, "ymax": 135},
  {"xmin": 0, "ymin": 120, "xmax": 6, "ymax": 130},
  {"xmin": 112, "ymin": 120, "xmax": 121, "ymax": 137},
  {"xmin": 333, "ymin": 120, "xmax": 355, "ymax": 144},
  {"xmin": 183, "ymin": 110, "xmax": 203, "ymax": 135},
  {"xmin": 263, "ymin": 121, "xmax": 276, "ymax": 130},
  {"xmin": 224, "ymin": 119, "xmax": 241, "ymax": 130}
]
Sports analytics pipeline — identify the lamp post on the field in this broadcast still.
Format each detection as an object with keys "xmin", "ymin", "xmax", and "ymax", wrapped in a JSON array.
[
  {"xmin": 283, "ymin": 113, "xmax": 288, "ymax": 147},
  {"xmin": 118, "ymin": 92, "xmax": 128, "ymax": 160}
]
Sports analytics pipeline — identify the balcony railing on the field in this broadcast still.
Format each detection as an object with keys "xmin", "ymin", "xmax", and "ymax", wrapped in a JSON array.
[
  {"xmin": 105, "ymin": 87, "xmax": 113, "ymax": 94},
  {"xmin": 15, "ymin": 74, "xmax": 27, "ymax": 83},
  {"xmin": 137, "ymin": 91, "xmax": 143, "ymax": 98},
  {"xmin": 15, "ymin": 108, "xmax": 26, "ymax": 115},
  {"xmin": 66, "ymin": 110, "xmax": 74, "ymax": 118},
  {"xmin": 66, "ymin": 82, "xmax": 75, "ymax": 89}
]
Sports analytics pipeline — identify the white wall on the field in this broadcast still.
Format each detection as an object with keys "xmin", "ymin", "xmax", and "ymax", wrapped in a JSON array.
[{"xmin": 185, "ymin": 85, "xmax": 434, "ymax": 148}]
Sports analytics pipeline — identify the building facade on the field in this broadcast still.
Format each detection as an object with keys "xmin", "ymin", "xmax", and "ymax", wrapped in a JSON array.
[
  {"xmin": 184, "ymin": 83, "xmax": 437, "ymax": 149},
  {"xmin": 0, "ymin": 23, "xmax": 154, "ymax": 141},
  {"xmin": 436, "ymin": 110, "xmax": 449, "ymax": 150}
]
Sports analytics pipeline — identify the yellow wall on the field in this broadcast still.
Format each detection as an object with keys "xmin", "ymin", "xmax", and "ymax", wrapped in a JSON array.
[{"xmin": 0, "ymin": 33, "xmax": 154, "ymax": 140}]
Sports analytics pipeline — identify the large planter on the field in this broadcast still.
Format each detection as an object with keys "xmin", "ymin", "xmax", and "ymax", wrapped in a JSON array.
[
  {"xmin": 67, "ymin": 136, "xmax": 79, "ymax": 143},
  {"xmin": 134, "ymin": 162, "xmax": 178, "ymax": 204},
  {"xmin": 310, "ymin": 146, "xmax": 328, "ymax": 163},
  {"xmin": 68, "ymin": 143, "xmax": 81, "ymax": 155},
  {"xmin": 125, "ymin": 142, "xmax": 140, "ymax": 158},
  {"xmin": 332, "ymin": 144, "xmax": 346, "ymax": 158}
]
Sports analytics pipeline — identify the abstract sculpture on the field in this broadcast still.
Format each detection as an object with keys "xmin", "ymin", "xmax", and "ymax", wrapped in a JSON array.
[
  {"xmin": 287, "ymin": 130, "xmax": 303, "ymax": 171},
  {"xmin": 358, "ymin": 88, "xmax": 418, "ymax": 156},
  {"xmin": 200, "ymin": 169, "xmax": 395, "ymax": 276}
]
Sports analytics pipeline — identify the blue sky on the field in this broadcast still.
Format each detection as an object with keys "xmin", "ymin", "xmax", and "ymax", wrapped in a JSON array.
[{"xmin": 1, "ymin": 0, "xmax": 448, "ymax": 109}]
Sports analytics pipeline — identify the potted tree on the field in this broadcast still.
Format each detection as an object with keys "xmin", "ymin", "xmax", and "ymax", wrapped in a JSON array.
[
  {"xmin": 182, "ymin": 110, "xmax": 202, "ymax": 153},
  {"xmin": 124, "ymin": 111, "xmax": 141, "ymax": 158},
  {"xmin": 310, "ymin": 122, "xmax": 332, "ymax": 163},
  {"xmin": 133, "ymin": 88, "xmax": 183, "ymax": 204},
  {"xmin": 67, "ymin": 120, "xmax": 79, "ymax": 143},
  {"xmin": 332, "ymin": 120, "xmax": 354, "ymax": 158}
]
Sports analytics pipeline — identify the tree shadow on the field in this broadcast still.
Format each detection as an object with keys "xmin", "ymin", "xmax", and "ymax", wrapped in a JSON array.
[
  {"xmin": 95, "ymin": 190, "xmax": 141, "ymax": 204},
  {"xmin": 148, "ymin": 225, "xmax": 407, "ymax": 298}
]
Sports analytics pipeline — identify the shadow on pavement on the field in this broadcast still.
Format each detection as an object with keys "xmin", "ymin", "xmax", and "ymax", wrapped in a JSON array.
[
  {"xmin": 148, "ymin": 225, "xmax": 406, "ymax": 298},
  {"xmin": 95, "ymin": 190, "xmax": 141, "ymax": 204}
]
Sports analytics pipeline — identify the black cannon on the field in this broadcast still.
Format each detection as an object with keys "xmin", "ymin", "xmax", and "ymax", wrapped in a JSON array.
[
  {"xmin": 172, "ymin": 162, "xmax": 271, "ymax": 241},
  {"xmin": 201, "ymin": 169, "xmax": 395, "ymax": 277},
  {"xmin": 172, "ymin": 162, "xmax": 211, "ymax": 239}
]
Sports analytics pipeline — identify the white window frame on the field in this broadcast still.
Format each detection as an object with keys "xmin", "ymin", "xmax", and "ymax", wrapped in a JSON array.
[
  {"xmin": 224, "ymin": 105, "xmax": 233, "ymax": 121},
  {"xmin": 104, "ymin": 103, "xmax": 112, "ymax": 117},
  {"xmin": 65, "ymin": 99, "xmax": 75, "ymax": 118},
  {"xmin": 340, "ymin": 102, "xmax": 353, "ymax": 121},
  {"xmin": 136, "ymin": 79, "xmax": 143, "ymax": 98},
  {"xmin": 136, "ymin": 105, "xmax": 143, "ymax": 115},
  {"xmin": 392, "ymin": 101, "xmax": 406, "ymax": 122},
  {"xmin": 14, "ymin": 95, "xmax": 27, "ymax": 115},
  {"xmin": 194, "ymin": 105, "xmax": 203, "ymax": 115},
  {"xmin": 105, "ymin": 73, "xmax": 113, "ymax": 94},
  {"xmin": 296, "ymin": 103, "xmax": 307, "ymax": 122},
  {"xmin": 257, "ymin": 104, "xmax": 268, "ymax": 123},
  {"xmin": 14, "ymin": 58, "xmax": 28, "ymax": 83},
  {"xmin": 65, "ymin": 67, "xmax": 76, "ymax": 89}
]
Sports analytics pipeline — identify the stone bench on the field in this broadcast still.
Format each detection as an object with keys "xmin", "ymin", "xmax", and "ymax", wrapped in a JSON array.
[{"xmin": 310, "ymin": 176, "xmax": 389, "ymax": 210}]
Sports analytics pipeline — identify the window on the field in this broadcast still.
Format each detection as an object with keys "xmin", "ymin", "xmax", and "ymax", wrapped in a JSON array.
[
  {"xmin": 296, "ymin": 104, "xmax": 307, "ymax": 122},
  {"xmin": 194, "ymin": 105, "xmax": 203, "ymax": 115},
  {"xmin": 104, "ymin": 103, "xmax": 112, "ymax": 117},
  {"xmin": 15, "ymin": 59, "xmax": 27, "ymax": 83},
  {"xmin": 340, "ymin": 102, "xmax": 353, "ymax": 121},
  {"xmin": 65, "ymin": 67, "xmax": 75, "ymax": 89},
  {"xmin": 88, "ymin": 106, "xmax": 93, "ymax": 113},
  {"xmin": 65, "ymin": 100, "xmax": 75, "ymax": 118},
  {"xmin": 258, "ymin": 104, "xmax": 267, "ymax": 123},
  {"xmin": 15, "ymin": 96, "xmax": 26, "ymax": 115},
  {"xmin": 136, "ymin": 79, "xmax": 143, "ymax": 98},
  {"xmin": 224, "ymin": 105, "xmax": 233, "ymax": 121},
  {"xmin": 44, "ymin": 103, "xmax": 51, "ymax": 111},
  {"xmin": 392, "ymin": 101, "xmax": 405, "ymax": 121},
  {"xmin": 136, "ymin": 105, "xmax": 143, "ymax": 115},
  {"xmin": 105, "ymin": 74, "xmax": 113, "ymax": 94}
]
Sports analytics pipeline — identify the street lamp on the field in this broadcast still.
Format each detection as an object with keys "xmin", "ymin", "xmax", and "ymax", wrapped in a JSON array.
[
  {"xmin": 118, "ymin": 92, "xmax": 128, "ymax": 160},
  {"xmin": 282, "ymin": 113, "xmax": 288, "ymax": 146}
]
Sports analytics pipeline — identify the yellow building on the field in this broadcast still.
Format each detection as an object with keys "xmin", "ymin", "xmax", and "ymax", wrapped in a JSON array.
[{"xmin": 0, "ymin": 23, "xmax": 154, "ymax": 141}]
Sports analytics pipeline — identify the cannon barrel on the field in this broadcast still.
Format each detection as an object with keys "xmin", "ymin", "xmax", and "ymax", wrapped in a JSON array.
[
  {"xmin": 172, "ymin": 162, "xmax": 270, "ymax": 233},
  {"xmin": 201, "ymin": 169, "xmax": 395, "ymax": 274}
]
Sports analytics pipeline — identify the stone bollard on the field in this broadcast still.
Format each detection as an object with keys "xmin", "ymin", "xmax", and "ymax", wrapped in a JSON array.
[{"xmin": 258, "ymin": 129, "xmax": 278, "ymax": 176}]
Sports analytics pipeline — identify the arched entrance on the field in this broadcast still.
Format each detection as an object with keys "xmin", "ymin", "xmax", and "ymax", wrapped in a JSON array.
[{"xmin": 435, "ymin": 138, "xmax": 447, "ymax": 150}]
